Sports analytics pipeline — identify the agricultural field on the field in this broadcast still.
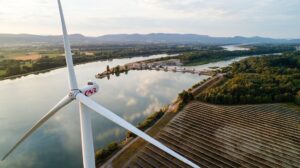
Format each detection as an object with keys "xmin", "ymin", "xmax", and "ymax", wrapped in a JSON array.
[
  {"xmin": 125, "ymin": 102, "xmax": 300, "ymax": 168},
  {"xmin": 0, "ymin": 50, "xmax": 63, "ymax": 60},
  {"xmin": 12, "ymin": 53, "xmax": 42, "ymax": 60},
  {"xmin": 0, "ymin": 70, "xmax": 5, "ymax": 76}
]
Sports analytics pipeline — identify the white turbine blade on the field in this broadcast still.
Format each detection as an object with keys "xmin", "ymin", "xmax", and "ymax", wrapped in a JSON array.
[
  {"xmin": 1, "ymin": 95, "xmax": 73, "ymax": 160},
  {"xmin": 76, "ymin": 93, "xmax": 200, "ymax": 168},
  {"xmin": 57, "ymin": 0, "xmax": 78, "ymax": 90}
]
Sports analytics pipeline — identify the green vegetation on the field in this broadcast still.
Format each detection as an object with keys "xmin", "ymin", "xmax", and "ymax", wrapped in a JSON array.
[
  {"xmin": 126, "ymin": 109, "xmax": 165, "ymax": 138},
  {"xmin": 296, "ymin": 91, "xmax": 300, "ymax": 105},
  {"xmin": 0, "ymin": 70, "xmax": 5, "ymax": 76},
  {"xmin": 177, "ymin": 90, "xmax": 194, "ymax": 110},
  {"xmin": 104, "ymin": 65, "xmax": 129, "ymax": 77},
  {"xmin": 180, "ymin": 44, "xmax": 295, "ymax": 66},
  {"xmin": 191, "ymin": 78, "xmax": 211, "ymax": 89},
  {"xmin": 95, "ymin": 142, "xmax": 120, "ymax": 163},
  {"xmin": 1, "ymin": 44, "xmax": 294, "ymax": 80},
  {"xmin": 198, "ymin": 52, "xmax": 300, "ymax": 105},
  {"xmin": 0, "ymin": 44, "xmax": 210, "ymax": 79},
  {"xmin": 114, "ymin": 65, "xmax": 121, "ymax": 76}
]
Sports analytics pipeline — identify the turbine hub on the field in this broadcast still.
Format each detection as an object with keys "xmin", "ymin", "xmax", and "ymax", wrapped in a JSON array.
[
  {"xmin": 79, "ymin": 82, "xmax": 99, "ymax": 97},
  {"xmin": 68, "ymin": 89, "xmax": 80, "ymax": 99}
]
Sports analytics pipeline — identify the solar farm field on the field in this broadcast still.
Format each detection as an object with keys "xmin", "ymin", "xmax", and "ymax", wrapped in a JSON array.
[{"xmin": 124, "ymin": 102, "xmax": 300, "ymax": 168}]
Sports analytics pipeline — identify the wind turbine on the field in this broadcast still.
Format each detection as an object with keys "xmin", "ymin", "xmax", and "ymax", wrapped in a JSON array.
[{"xmin": 1, "ymin": 1, "xmax": 200, "ymax": 168}]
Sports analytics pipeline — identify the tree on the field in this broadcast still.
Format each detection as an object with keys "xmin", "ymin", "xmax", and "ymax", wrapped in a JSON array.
[
  {"xmin": 178, "ymin": 90, "xmax": 194, "ymax": 104},
  {"xmin": 296, "ymin": 91, "xmax": 300, "ymax": 105},
  {"xmin": 6, "ymin": 65, "xmax": 21, "ymax": 76},
  {"xmin": 197, "ymin": 52, "xmax": 300, "ymax": 105},
  {"xmin": 95, "ymin": 141, "xmax": 119, "ymax": 162},
  {"xmin": 114, "ymin": 65, "xmax": 120, "ymax": 76}
]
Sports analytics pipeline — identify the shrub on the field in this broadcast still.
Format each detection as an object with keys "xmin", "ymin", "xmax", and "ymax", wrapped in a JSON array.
[
  {"xmin": 296, "ymin": 91, "xmax": 300, "ymax": 105},
  {"xmin": 95, "ymin": 142, "xmax": 119, "ymax": 162}
]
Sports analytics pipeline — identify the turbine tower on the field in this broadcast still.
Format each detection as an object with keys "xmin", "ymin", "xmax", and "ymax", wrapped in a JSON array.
[{"xmin": 1, "ymin": 1, "xmax": 199, "ymax": 168}]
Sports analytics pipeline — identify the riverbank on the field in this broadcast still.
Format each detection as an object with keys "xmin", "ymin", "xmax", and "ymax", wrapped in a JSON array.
[
  {"xmin": 0, "ymin": 43, "xmax": 205, "ymax": 80},
  {"xmin": 97, "ymin": 72, "xmax": 223, "ymax": 167},
  {"xmin": 1, "ymin": 46, "xmax": 287, "ymax": 81},
  {"xmin": 105, "ymin": 51, "xmax": 300, "ymax": 167},
  {"xmin": 1, "ymin": 52, "xmax": 209, "ymax": 168},
  {"xmin": 0, "ymin": 67, "xmax": 63, "ymax": 81},
  {"xmin": 0, "ymin": 53, "xmax": 177, "ymax": 81},
  {"xmin": 99, "ymin": 51, "xmax": 300, "ymax": 166}
]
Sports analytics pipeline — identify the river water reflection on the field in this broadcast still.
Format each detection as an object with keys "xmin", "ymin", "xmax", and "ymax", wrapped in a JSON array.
[{"xmin": 0, "ymin": 52, "xmax": 249, "ymax": 168}]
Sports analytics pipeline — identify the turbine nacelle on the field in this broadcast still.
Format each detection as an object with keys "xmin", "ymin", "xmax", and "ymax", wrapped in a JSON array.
[{"xmin": 80, "ymin": 82, "xmax": 99, "ymax": 97}]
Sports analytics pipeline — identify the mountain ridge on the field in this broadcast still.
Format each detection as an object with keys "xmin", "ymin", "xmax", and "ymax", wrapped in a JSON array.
[{"xmin": 0, "ymin": 33, "xmax": 299, "ymax": 46}]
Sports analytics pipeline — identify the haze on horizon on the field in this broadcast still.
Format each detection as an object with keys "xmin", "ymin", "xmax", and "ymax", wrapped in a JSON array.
[{"xmin": 0, "ymin": 0, "xmax": 299, "ymax": 39}]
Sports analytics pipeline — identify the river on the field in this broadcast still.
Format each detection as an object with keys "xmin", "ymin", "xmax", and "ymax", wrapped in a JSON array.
[
  {"xmin": 0, "ymin": 50, "xmax": 255, "ymax": 168},
  {"xmin": 222, "ymin": 44, "xmax": 250, "ymax": 51}
]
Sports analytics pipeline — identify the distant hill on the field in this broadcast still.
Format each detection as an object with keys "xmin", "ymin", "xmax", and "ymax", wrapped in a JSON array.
[{"xmin": 0, "ymin": 33, "xmax": 299, "ymax": 46}]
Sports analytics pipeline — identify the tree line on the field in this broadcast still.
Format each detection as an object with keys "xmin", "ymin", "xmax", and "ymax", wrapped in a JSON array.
[
  {"xmin": 0, "ymin": 44, "xmax": 296, "ymax": 79},
  {"xmin": 0, "ymin": 45, "xmax": 202, "ymax": 79},
  {"xmin": 179, "ymin": 44, "xmax": 296, "ymax": 66},
  {"xmin": 197, "ymin": 51, "xmax": 300, "ymax": 105}
]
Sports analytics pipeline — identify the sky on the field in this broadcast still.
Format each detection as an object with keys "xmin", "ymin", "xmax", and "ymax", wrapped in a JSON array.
[{"xmin": 0, "ymin": 0, "xmax": 299, "ymax": 38}]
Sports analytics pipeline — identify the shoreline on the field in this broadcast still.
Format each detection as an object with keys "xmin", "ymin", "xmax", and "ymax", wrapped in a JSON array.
[
  {"xmin": 0, "ymin": 67, "xmax": 64, "ymax": 81},
  {"xmin": 0, "ymin": 53, "xmax": 175, "ymax": 81},
  {"xmin": 0, "ymin": 51, "xmax": 282, "ymax": 81},
  {"xmin": 96, "ymin": 73, "xmax": 223, "ymax": 167},
  {"xmin": 95, "ymin": 51, "xmax": 285, "ymax": 167}
]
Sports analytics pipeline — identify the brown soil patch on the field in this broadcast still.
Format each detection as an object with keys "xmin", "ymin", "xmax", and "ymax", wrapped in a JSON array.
[{"xmin": 14, "ymin": 53, "xmax": 41, "ymax": 60}]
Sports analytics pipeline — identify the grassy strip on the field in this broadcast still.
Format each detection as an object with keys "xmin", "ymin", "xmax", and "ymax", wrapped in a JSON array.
[
  {"xmin": 95, "ymin": 142, "xmax": 120, "ymax": 165},
  {"xmin": 0, "ymin": 70, "xmax": 5, "ymax": 77},
  {"xmin": 183, "ymin": 57, "xmax": 236, "ymax": 66}
]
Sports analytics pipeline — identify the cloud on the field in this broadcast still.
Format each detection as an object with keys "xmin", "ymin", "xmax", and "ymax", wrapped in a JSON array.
[
  {"xmin": 122, "ymin": 96, "xmax": 161, "ymax": 122},
  {"xmin": 126, "ymin": 98, "xmax": 137, "ymax": 106},
  {"xmin": 95, "ymin": 127, "xmax": 121, "ymax": 142},
  {"xmin": 135, "ymin": 72, "xmax": 171, "ymax": 97},
  {"xmin": 117, "ymin": 92, "xmax": 126, "ymax": 100},
  {"xmin": 142, "ymin": 96, "xmax": 161, "ymax": 115},
  {"xmin": 123, "ymin": 112, "xmax": 142, "ymax": 123},
  {"xmin": 116, "ymin": 92, "xmax": 138, "ymax": 106},
  {"xmin": 136, "ymin": 78, "xmax": 152, "ymax": 97},
  {"xmin": 0, "ymin": 0, "xmax": 300, "ymax": 38}
]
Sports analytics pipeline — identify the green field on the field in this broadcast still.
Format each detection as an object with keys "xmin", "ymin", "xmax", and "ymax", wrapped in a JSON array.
[
  {"xmin": 0, "ymin": 47, "xmax": 64, "ymax": 60},
  {"xmin": 0, "ymin": 70, "xmax": 5, "ymax": 76}
]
